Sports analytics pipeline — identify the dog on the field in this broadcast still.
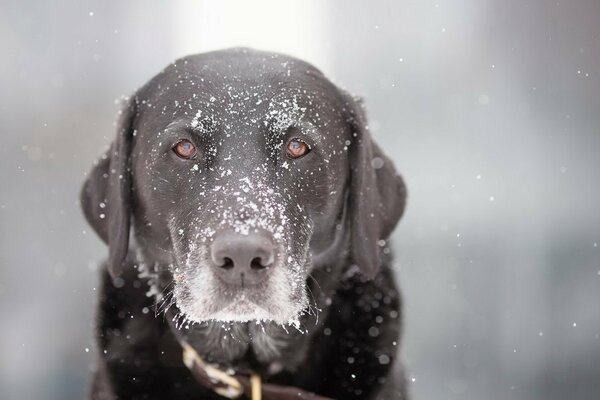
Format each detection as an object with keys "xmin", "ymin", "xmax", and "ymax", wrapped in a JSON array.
[{"xmin": 81, "ymin": 48, "xmax": 408, "ymax": 400}]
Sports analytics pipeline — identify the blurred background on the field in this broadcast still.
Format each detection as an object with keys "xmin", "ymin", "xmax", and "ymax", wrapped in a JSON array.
[{"xmin": 1, "ymin": 0, "xmax": 599, "ymax": 399}]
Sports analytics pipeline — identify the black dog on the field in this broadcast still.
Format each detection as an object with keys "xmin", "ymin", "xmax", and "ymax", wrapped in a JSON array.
[{"xmin": 81, "ymin": 48, "xmax": 408, "ymax": 400}]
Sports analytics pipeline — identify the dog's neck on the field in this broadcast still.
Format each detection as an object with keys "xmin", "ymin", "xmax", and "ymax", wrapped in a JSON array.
[{"xmin": 158, "ymin": 264, "xmax": 343, "ymax": 375}]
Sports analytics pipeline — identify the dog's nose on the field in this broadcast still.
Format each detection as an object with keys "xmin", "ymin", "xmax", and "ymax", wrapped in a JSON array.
[{"xmin": 210, "ymin": 231, "xmax": 275, "ymax": 286}]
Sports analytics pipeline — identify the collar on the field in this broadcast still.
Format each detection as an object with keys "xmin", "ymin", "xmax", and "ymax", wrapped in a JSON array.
[{"xmin": 181, "ymin": 341, "xmax": 334, "ymax": 400}]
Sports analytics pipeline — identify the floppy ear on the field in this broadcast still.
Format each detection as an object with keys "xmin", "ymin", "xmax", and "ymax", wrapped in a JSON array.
[
  {"xmin": 80, "ymin": 96, "xmax": 137, "ymax": 278},
  {"xmin": 342, "ymin": 92, "xmax": 407, "ymax": 279}
]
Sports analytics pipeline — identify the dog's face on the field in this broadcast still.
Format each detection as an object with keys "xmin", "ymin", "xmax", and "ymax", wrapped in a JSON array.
[
  {"xmin": 82, "ymin": 49, "xmax": 406, "ymax": 327},
  {"xmin": 131, "ymin": 56, "xmax": 351, "ymax": 324}
]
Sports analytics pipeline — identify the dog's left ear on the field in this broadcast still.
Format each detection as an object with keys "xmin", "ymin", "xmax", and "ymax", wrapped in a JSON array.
[
  {"xmin": 341, "ymin": 91, "xmax": 407, "ymax": 279},
  {"xmin": 80, "ymin": 96, "xmax": 137, "ymax": 278}
]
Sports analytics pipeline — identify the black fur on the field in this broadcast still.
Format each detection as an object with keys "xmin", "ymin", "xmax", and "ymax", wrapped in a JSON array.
[{"xmin": 82, "ymin": 48, "xmax": 408, "ymax": 400}]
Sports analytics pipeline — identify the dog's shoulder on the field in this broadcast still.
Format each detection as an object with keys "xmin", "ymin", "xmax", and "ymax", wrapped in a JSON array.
[
  {"xmin": 92, "ymin": 263, "xmax": 219, "ymax": 400},
  {"xmin": 290, "ymin": 263, "xmax": 404, "ymax": 399}
]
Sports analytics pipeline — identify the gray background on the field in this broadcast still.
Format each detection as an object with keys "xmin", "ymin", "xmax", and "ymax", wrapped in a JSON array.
[{"xmin": 1, "ymin": 1, "xmax": 599, "ymax": 399}]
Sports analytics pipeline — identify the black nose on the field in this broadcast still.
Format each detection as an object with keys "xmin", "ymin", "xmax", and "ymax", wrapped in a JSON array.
[{"xmin": 210, "ymin": 231, "xmax": 275, "ymax": 286}]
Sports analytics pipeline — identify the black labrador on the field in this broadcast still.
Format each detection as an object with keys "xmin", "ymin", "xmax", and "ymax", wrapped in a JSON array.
[{"xmin": 81, "ymin": 48, "xmax": 408, "ymax": 400}]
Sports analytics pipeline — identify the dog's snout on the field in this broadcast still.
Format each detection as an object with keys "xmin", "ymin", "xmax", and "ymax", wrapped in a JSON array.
[{"xmin": 210, "ymin": 231, "xmax": 275, "ymax": 286}]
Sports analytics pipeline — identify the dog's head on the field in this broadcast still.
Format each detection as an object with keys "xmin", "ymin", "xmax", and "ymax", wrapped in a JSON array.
[{"xmin": 81, "ymin": 49, "xmax": 406, "ymax": 325}]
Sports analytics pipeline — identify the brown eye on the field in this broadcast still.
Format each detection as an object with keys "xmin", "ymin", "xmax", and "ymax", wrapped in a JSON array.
[
  {"xmin": 286, "ymin": 139, "xmax": 310, "ymax": 159},
  {"xmin": 173, "ymin": 140, "xmax": 197, "ymax": 159}
]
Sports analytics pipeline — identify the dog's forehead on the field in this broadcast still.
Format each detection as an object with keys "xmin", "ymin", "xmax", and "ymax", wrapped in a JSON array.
[{"xmin": 137, "ymin": 51, "xmax": 345, "ymax": 137}]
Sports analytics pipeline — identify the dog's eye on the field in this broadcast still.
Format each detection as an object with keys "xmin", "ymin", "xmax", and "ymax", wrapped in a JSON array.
[
  {"xmin": 286, "ymin": 139, "xmax": 310, "ymax": 159},
  {"xmin": 173, "ymin": 140, "xmax": 197, "ymax": 159}
]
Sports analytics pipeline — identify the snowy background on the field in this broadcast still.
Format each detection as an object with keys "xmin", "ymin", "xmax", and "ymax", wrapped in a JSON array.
[{"xmin": 1, "ymin": 1, "xmax": 599, "ymax": 399}]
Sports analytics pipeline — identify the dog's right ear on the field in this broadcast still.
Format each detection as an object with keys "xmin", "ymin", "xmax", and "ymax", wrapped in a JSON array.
[{"xmin": 80, "ymin": 96, "xmax": 137, "ymax": 278}]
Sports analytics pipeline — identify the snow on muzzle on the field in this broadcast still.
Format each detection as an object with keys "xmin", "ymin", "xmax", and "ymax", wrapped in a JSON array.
[{"xmin": 169, "ymin": 178, "xmax": 311, "ymax": 324}]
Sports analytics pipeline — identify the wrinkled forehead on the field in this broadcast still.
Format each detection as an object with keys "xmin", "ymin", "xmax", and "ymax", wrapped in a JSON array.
[{"xmin": 135, "ymin": 59, "xmax": 345, "ymax": 138}]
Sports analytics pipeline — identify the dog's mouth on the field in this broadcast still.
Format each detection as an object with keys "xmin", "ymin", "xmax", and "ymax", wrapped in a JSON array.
[
  {"xmin": 176, "ymin": 286, "xmax": 308, "ymax": 324},
  {"xmin": 206, "ymin": 295, "xmax": 285, "ymax": 322}
]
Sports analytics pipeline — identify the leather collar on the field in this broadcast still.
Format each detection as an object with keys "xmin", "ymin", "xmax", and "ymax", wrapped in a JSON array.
[{"xmin": 181, "ymin": 341, "xmax": 334, "ymax": 400}]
